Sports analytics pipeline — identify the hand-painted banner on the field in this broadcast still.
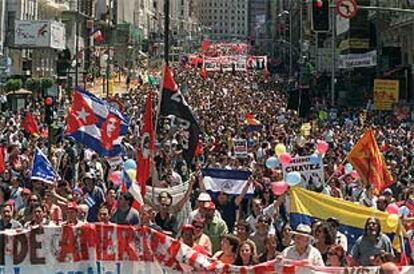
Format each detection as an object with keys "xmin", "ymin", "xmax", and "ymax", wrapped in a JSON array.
[
  {"xmin": 0, "ymin": 224, "xmax": 413, "ymax": 274},
  {"xmin": 202, "ymin": 55, "xmax": 265, "ymax": 72},
  {"xmin": 282, "ymin": 155, "xmax": 325, "ymax": 188}
]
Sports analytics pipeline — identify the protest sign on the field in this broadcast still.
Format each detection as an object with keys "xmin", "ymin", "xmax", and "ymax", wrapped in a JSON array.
[
  {"xmin": 234, "ymin": 139, "xmax": 248, "ymax": 158},
  {"xmin": 374, "ymin": 79, "xmax": 399, "ymax": 111},
  {"xmin": 282, "ymin": 155, "xmax": 325, "ymax": 188}
]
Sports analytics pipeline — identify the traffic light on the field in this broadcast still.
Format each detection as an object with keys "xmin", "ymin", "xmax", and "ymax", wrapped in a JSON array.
[
  {"xmin": 44, "ymin": 97, "xmax": 54, "ymax": 125},
  {"xmin": 312, "ymin": 0, "xmax": 330, "ymax": 32}
]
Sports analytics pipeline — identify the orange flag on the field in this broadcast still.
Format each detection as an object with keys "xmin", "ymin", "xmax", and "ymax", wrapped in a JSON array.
[{"xmin": 347, "ymin": 128, "xmax": 393, "ymax": 192}]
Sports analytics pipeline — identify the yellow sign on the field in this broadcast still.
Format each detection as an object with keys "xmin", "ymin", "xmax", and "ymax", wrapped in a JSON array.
[
  {"xmin": 338, "ymin": 39, "xmax": 370, "ymax": 51},
  {"xmin": 373, "ymin": 79, "xmax": 399, "ymax": 111}
]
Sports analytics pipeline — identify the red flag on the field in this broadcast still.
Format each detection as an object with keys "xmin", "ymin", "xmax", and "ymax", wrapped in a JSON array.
[
  {"xmin": 136, "ymin": 92, "xmax": 154, "ymax": 196},
  {"xmin": 201, "ymin": 40, "xmax": 210, "ymax": 51},
  {"xmin": 347, "ymin": 128, "xmax": 393, "ymax": 192},
  {"xmin": 200, "ymin": 66, "xmax": 207, "ymax": 80},
  {"xmin": 22, "ymin": 113, "xmax": 39, "ymax": 135},
  {"xmin": 0, "ymin": 146, "xmax": 5, "ymax": 173},
  {"xmin": 263, "ymin": 67, "xmax": 270, "ymax": 77}
]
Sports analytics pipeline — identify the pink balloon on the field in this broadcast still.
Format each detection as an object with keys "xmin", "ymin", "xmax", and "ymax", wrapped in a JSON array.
[
  {"xmin": 316, "ymin": 140, "xmax": 329, "ymax": 154},
  {"xmin": 109, "ymin": 171, "xmax": 122, "ymax": 186},
  {"xmin": 386, "ymin": 203, "xmax": 399, "ymax": 215},
  {"xmin": 279, "ymin": 153, "xmax": 292, "ymax": 165},
  {"xmin": 351, "ymin": 170, "xmax": 359, "ymax": 179},
  {"xmin": 271, "ymin": 181, "xmax": 289, "ymax": 196}
]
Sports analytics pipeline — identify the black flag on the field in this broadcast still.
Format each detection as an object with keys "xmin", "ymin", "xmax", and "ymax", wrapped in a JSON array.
[{"xmin": 158, "ymin": 66, "xmax": 201, "ymax": 164}]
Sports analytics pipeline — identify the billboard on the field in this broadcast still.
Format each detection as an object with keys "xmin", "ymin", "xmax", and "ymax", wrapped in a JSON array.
[
  {"xmin": 338, "ymin": 50, "xmax": 377, "ymax": 69},
  {"xmin": 374, "ymin": 79, "xmax": 399, "ymax": 111},
  {"xmin": 15, "ymin": 20, "xmax": 65, "ymax": 49}
]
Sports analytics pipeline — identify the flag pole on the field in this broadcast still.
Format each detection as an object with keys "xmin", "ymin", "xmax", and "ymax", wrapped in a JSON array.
[
  {"xmin": 149, "ymin": 0, "xmax": 170, "ymax": 205},
  {"xmin": 325, "ymin": 156, "xmax": 348, "ymax": 185}
]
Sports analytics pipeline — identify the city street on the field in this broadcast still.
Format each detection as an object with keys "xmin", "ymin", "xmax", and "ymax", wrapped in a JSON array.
[{"xmin": 1, "ymin": 1, "xmax": 414, "ymax": 274}]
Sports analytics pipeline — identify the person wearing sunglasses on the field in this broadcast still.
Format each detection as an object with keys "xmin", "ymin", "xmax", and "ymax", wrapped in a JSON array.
[
  {"xmin": 326, "ymin": 244, "xmax": 347, "ymax": 267},
  {"xmin": 250, "ymin": 214, "xmax": 272, "ymax": 257},
  {"xmin": 192, "ymin": 218, "xmax": 212, "ymax": 256}
]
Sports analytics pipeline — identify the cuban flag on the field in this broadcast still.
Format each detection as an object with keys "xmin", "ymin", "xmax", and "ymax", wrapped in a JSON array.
[
  {"xmin": 202, "ymin": 168, "xmax": 254, "ymax": 196},
  {"xmin": 65, "ymin": 88, "xmax": 129, "ymax": 157},
  {"xmin": 31, "ymin": 148, "xmax": 60, "ymax": 184},
  {"xmin": 84, "ymin": 194, "xmax": 96, "ymax": 208}
]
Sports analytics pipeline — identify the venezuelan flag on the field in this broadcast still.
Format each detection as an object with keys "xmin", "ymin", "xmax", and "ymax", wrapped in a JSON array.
[
  {"xmin": 244, "ymin": 113, "xmax": 264, "ymax": 132},
  {"xmin": 289, "ymin": 187, "xmax": 402, "ymax": 250}
]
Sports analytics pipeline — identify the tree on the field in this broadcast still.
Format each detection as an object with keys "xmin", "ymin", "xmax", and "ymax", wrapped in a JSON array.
[
  {"xmin": 41, "ymin": 78, "xmax": 54, "ymax": 91},
  {"xmin": 5, "ymin": 79, "xmax": 22, "ymax": 92},
  {"xmin": 25, "ymin": 78, "xmax": 41, "ymax": 93}
]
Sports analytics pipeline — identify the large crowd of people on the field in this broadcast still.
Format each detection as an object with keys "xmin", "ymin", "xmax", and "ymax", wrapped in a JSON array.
[{"xmin": 0, "ymin": 61, "xmax": 413, "ymax": 272}]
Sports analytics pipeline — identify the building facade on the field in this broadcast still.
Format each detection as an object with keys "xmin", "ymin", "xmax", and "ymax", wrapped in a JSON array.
[
  {"xmin": 197, "ymin": 0, "xmax": 248, "ymax": 41},
  {"xmin": 5, "ymin": 0, "xmax": 39, "ymax": 76}
]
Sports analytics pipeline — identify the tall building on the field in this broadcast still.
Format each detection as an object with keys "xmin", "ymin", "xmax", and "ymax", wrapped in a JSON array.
[
  {"xmin": 370, "ymin": 0, "xmax": 414, "ymax": 102},
  {"xmin": 0, "ymin": 0, "xmax": 6, "ymax": 55},
  {"xmin": 197, "ymin": 0, "xmax": 248, "ymax": 41},
  {"xmin": 5, "ymin": 0, "xmax": 39, "ymax": 76},
  {"xmin": 248, "ymin": 0, "xmax": 267, "ymax": 39}
]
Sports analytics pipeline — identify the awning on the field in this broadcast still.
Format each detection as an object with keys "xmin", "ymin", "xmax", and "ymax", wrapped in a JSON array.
[
  {"xmin": 6, "ymin": 88, "xmax": 32, "ymax": 96},
  {"xmin": 138, "ymin": 50, "xmax": 148, "ymax": 58},
  {"xmin": 383, "ymin": 65, "xmax": 410, "ymax": 77}
]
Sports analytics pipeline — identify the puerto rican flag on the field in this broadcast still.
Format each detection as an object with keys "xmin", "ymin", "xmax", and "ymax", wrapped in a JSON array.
[{"xmin": 65, "ymin": 88, "xmax": 129, "ymax": 157}]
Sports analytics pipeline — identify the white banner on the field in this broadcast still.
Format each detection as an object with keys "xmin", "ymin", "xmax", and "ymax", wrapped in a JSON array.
[
  {"xmin": 338, "ymin": 50, "xmax": 377, "ymax": 69},
  {"xmin": 203, "ymin": 57, "xmax": 221, "ymax": 71},
  {"xmin": 246, "ymin": 56, "xmax": 267, "ymax": 70},
  {"xmin": 1, "ymin": 225, "xmax": 413, "ymax": 274},
  {"xmin": 15, "ymin": 20, "xmax": 66, "ymax": 49},
  {"xmin": 282, "ymin": 155, "xmax": 325, "ymax": 188}
]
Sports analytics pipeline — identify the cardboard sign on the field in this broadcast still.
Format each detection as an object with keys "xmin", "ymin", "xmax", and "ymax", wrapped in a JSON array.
[
  {"xmin": 234, "ymin": 139, "xmax": 248, "ymax": 158},
  {"xmin": 282, "ymin": 155, "xmax": 325, "ymax": 188}
]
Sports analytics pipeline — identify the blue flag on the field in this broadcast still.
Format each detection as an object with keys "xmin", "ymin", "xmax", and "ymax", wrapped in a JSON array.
[{"xmin": 31, "ymin": 148, "xmax": 59, "ymax": 184}]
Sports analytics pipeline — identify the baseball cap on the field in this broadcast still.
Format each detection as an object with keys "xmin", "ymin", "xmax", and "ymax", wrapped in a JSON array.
[
  {"xmin": 197, "ymin": 192, "xmax": 212, "ymax": 202},
  {"xmin": 22, "ymin": 188, "xmax": 31, "ymax": 195},
  {"xmin": 72, "ymin": 187, "xmax": 83, "ymax": 195},
  {"xmin": 383, "ymin": 188, "xmax": 393, "ymax": 196},
  {"xmin": 181, "ymin": 224, "xmax": 195, "ymax": 232},
  {"xmin": 66, "ymin": 202, "xmax": 79, "ymax": 211},
  {"xmin": 203, "ymin": 201, "xmax": 216, "ymax": 210}
]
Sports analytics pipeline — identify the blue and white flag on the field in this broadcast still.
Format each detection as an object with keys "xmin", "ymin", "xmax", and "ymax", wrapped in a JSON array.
[
  {"xmin": 84, "ymin": 194, "xmax": 96, "ymax": 208},
  {"xmin": 31, "ymin": 148, "xmax": 59, "ymax": 184},
  {"xmin": 202, "ymin": 168, "xmax": 254, "ymax": 196}
]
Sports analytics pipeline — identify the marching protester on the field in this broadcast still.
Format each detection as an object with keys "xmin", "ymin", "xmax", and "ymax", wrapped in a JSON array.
[{"xmin": 0, "ymin": 45, "xmax": 414, "ymax": 274}]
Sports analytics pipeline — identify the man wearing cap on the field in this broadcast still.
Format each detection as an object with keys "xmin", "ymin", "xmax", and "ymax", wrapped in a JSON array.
[
  {"xmin": 282, "ymin": 224, "xmax": 325, "ymax": 267},
  {"xmin": 82, "ymin": 172, "xmax": 105, "ymax": 222},
  {"xmin": 63, "ymin": 202, "xmax": 84, "ymax": 226},
  {"xmin": 180, "ymin": 224, "xmax": 210, "ymax": 256},
  {"xmin": 187, "ymin": 192, "xmax": 221, "ymax": 224},
  {"xmin": 201, "ymin": 201, "xmax": 228, "ymax": 253},
  {"xmin": 382, "ymin": 188, "xmax": 395, "ymax": 204}
]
